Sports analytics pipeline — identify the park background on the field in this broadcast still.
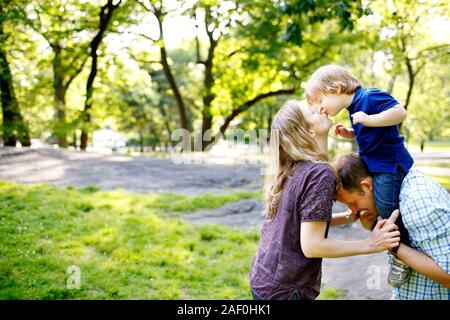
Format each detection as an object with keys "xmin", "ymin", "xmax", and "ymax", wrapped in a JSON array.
[{"xmin": 0, "ymin": 0, "xmax": 449, "ymax": 299}]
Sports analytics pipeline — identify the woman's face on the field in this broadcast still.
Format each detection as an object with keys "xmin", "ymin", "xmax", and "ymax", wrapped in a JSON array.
[{"xmin": 299, "ymin": 103, "xmax": 332, "ymax": 136}]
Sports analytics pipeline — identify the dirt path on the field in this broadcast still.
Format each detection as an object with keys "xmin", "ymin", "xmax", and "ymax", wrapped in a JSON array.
[{"xmin": 0, "ymin": 147, "xmax": 261, "ymax": 195}]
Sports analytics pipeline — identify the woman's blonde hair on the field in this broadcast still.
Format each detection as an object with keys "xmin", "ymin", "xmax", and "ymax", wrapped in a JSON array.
[
  {"xmin": 305, "ymin": 65, "xmax": 361, "ymax": 104},
  {"xmin": 264, "ymin": 100, "xmax": 328, "ymax": 221}
]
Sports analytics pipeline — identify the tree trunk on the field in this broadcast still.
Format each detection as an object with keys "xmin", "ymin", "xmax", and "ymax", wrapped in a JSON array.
[
  {"xmin": 0, "ymin": 20, "xmax": 31, "ymax": 147},
  {"xmin": 139, "ymin": 131, "xmax": 144, "ymax": 153},
  {"xmin": 159, "ymin": 45, "xmax": 190, "ymax": 132},
  {"xmin": 80, "ymin": 0, "xmax": 121, "ymax": 150},
  {"xmin": 386, "ymin": 74, "xmax": 396, "ymax": 94},
  {"xmin": 52, "ymin": 44, "xmax": 68, "ymax": 148},
  {"xmin": 404, "ymin": 56, "xmax": 415, "ymax": 111},
  {"xmin": 153, "ymin": 10, "xmax": 189, "ymax": 132},
  {"xmin": 199, "ymin": 12, "xmax": 218, "ymax": 151}
]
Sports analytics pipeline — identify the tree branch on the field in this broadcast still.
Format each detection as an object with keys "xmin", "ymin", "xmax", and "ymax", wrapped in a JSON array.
[{"xmin": 218, "ymin": 87, "xmax": 295, "ymax": 136}]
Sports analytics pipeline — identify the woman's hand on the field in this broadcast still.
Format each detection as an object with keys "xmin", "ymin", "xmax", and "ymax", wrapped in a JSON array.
[
  {"xmin": 366, "ymin": 210, "xmax": 401, "ymax": 253},
  {"xmin": 334, "ymin": 124, "xmax": 355, "ymax": 139}
]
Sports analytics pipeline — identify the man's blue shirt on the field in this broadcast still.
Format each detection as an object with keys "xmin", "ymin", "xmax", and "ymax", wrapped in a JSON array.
[{"xmin": 347, "ymin": 87, "xmax": 414, "ymax": 173}]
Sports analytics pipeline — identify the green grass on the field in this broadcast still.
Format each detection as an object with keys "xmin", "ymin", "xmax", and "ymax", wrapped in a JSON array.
[
  {"xmin": 0, "ymin": 181, "xmax": 344, "ymax": 300},
  {"xmin": 427, "ymin": 175, "xmax": 450, "ymax": 190},
  {"xmin": 317, "ymin": 288, "xmax": 344, "ymax": 300},
  {"xmin": 418, "ymin": 163, "xmax": 450, "ymax": 169},
  {"xmin": 148, "ymin": 190, "xmax": 262, "ymax": 216},
  {"xmin": 0, "ymin": 181, "xmax": 262, "ymax": 299},
  {"xmin": 407, "ymin": 139, "xmax": 450, "ymax": 153}
]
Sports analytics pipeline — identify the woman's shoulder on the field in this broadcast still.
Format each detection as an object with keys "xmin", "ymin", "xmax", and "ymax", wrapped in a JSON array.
[{"xmin": 292, "ymin": 161, "xmax": 336, "ymax": 181}]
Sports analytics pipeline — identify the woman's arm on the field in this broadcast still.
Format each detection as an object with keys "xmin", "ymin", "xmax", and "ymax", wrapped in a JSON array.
[
  {"xmin": 300, "ymin": 218, "xmax": 400, "ymax": 258},
  {"xmin": 396, "ymin": 244, "xmax": 450, "ymax": 288},
  {"xmin": 331, "ymin": 210, "xmax": 359, "ymax": 226}
]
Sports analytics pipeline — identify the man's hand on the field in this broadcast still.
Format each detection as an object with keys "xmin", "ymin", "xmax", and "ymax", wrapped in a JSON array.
[
  {"xmin": 334, "ymin": 124, "xmax": 355, "ymax": 139},
  {"xmin": 352, "ymin": 111, "xmax": 372, "ymax": 126},
  {"xmin": 367, "ymin": 210, "xmax": 401, "ymax": 253}
]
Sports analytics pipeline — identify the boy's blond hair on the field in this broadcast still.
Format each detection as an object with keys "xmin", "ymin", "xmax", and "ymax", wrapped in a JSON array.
[{"xmin": 305, "ymin": 65, "xmax": 361, "ymax": 104}]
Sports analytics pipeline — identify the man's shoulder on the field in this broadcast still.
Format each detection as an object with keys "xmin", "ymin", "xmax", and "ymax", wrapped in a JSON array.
[
  {"xmin": 402, "ymin": 169, "xmax": 433, "ymax": 189},
  {"xmin": 400, "ymin": 169, "xmax": 449, "ymax": 201}
]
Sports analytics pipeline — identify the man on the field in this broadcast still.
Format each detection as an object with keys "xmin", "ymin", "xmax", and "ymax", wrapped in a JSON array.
[{"xmin": 332, "ymin": 153, "xmax": 450, "ymax": 299}]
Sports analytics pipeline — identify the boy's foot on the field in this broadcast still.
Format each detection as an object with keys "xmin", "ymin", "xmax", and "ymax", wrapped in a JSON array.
[{"xmin": 387, "ymin": 253, "xmax": 412, "ymax": 286}]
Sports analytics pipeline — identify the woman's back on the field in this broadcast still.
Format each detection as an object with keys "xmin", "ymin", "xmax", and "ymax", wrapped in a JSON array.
[{"xmin": 250, "ymin": 160, "xmax": 336, "ymax": 300}]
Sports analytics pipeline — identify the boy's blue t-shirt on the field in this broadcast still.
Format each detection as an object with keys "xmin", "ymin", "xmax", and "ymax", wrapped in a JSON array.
[{"xmin": 347, "ymin": 87, "xmax": 414, "ymax": 173}]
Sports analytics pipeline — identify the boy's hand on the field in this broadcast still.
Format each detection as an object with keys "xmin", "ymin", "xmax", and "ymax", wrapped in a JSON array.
[
  {"xmin": 352, "ymin": 111, "xmax": 372, "ymax": 126},
  {"xmin": 334, "ymin": 124, "xmax": 355, "ymax": 139}
]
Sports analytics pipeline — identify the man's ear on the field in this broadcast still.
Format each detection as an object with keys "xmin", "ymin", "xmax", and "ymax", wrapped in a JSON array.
[{"xmin": 360, "ymin": 178, "xmax": 373, "ymax": 193}]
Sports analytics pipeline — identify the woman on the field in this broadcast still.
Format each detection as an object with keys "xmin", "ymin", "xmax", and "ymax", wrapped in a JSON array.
[{"xmin": 249, "ymin": 100, "xmax": 400, "ymax": 300}]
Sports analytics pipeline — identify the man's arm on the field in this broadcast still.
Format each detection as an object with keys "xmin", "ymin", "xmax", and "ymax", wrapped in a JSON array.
[
  {"xmin": 396, "ymin": 244, "xmax": 450, "ymax": 288},
  {"xmin": 352, "ymin": 104, "xmax": 407, "ymax": 127},
  {"xmin": 362, "ymin": 209, "xmax": 450, "ymax": 287}
]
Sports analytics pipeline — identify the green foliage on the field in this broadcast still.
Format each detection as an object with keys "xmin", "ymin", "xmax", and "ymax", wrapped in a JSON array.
[
  {"xmin": 0, "ymin": 181, "xmax": 261, "ymax": 299},
  {"xmin": 0, "ymin": 0, "xmax": 448, "ymax": 148}
]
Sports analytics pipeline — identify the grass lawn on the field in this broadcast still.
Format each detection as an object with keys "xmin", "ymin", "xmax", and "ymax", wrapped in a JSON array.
[
  {"xmin": 427, "ymin": 175, "xmax": 450, "ymax": 190},
  {"xmin": 418, "ymin": 163, "xmax": 450, "ymax": 169},
  {"xmin": 407, "ymin": 139, "xmax": 450, "ymax": 153},
  {"xmin": 0, "ymin": 181, "xmax": 339, "ymax": 300}
]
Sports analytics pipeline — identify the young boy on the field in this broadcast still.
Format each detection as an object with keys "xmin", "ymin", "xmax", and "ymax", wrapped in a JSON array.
[{"xmin": 305, "ymin": 64, "xmax": 414, "ymax": 286}]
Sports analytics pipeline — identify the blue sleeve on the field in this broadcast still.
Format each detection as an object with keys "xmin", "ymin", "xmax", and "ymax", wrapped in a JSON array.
[{"xmin": 368, "ymin": 89, "xmax": 400, "ymax": 113}]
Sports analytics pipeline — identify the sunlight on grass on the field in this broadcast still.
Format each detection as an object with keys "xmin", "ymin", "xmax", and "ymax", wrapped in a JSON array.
[
  {"xmin": 0, "ymin": 181, "xmax": 260, "ymax": 299},
  {"xmin": 407, "ymin": 139, "xmax": 450, "ymax": 153},
  {"xmin": 427, "ymin": 175, "xmax": 450, "ymax": 190},
  {"xmin": 317, "ymin": 288, "xmax": 343, "ymax": 300},
  {"xmin": 417, "ymin": 163, "xmax": 450, "ymax": 169},
  {"xmin": 145, "ymin": 190, "xmax": 262, "ymax": 215}
]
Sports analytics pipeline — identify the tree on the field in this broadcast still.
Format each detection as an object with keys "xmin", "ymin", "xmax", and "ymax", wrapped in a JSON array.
[
  {"xmin": 80, "ymin": 0, "xmax": 122, "ymax": 150},
  {"xmin": 373, "ymin": 0, "xmax": 449, "ymax": 112},
  {"xmin": 18, "ymin": 0, "xmax": 100, "ymax": 147},
  {"xmin": 404, "ymin": 65, "xmax": 450, "ymax": 152},
  {"xmin": 0, "ymin": 0, "xmax": 31, "ymax": 146},
  {"xmin": 131, "ymin": 0, "xmax": 366, "ymax": 150}
]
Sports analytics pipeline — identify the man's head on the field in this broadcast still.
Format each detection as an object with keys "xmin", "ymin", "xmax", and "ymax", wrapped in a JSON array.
[
  {"xmin": 331, "ymin": 153, "xmax": 377, "ymax": 215},
  {"xmin": 305, "ymin": 65, "xmax": 361, "ymax": 116}
]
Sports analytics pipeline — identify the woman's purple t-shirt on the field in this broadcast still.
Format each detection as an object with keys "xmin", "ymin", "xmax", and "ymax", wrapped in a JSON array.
[{"xmin": 249, "ymin": 161, "xmax": 336, "ymax": 300}]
